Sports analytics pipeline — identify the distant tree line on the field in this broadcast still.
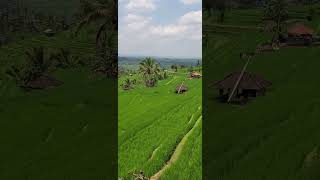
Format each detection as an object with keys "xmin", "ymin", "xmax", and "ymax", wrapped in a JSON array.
[
  {"xmin": 204, "ymin": 0, "xmax": 320, "ymax": 11},
  {"xmin": 0, "ymin": 0, "xmax": 71, "ymax": 46}
]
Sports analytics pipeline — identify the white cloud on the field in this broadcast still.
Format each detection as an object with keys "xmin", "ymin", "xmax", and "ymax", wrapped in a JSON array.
[
  {"xmin": 179, "ymin": 10, "xmax": 202, "ymax": 25},
  {"xmin": 150, "ymin": 25, "xmax": 187, "ymax": 37},
  {"xmin": 126, "ymin": 0, "xmax": 156, "ymax": 12},
  {"xmin": 149, "ymin": 10, "xmax": 202, "ymax": 40},
  {"xmin": 119, "ymin": 8, "xmax": 202, "ymax": 57},
  {"xmin": 180, "ymin": 0, "xmax": 201, "ymax": 5},
  {"xmin": 124, "ymin": 14, "xmax": 152, "ymax": 30}
]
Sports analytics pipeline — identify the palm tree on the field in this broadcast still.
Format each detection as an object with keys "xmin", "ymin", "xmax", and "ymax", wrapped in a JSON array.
[
  {"xmin": 122, "ymin": 78, "xmax": 132, "ymax": 90},
  {"xmin": 24, "ymin": 47, "xmax": 53, "ymax": 79},
  {"xmin": 139, "ymin": 57, "xmax": 161, "ymax": 87},
  {"xmin": 264, "ymin": 0, "xmax": 288, "ymax": 43},
  {"xmin": 51, "ymin": 48, "xmax": 80, "ymax": 68},
  {"xmin": 75, "ymin": 0, "xmax": 117, "ymax": 77},
  {"xmin": 171, "ymin": 64, "xmax": 178, "ymax": 72},
  {"xmin": 6, "ymin": 47, "xmax": 53, "ymax": 86},
  {"xmin": 75, "ymin": 0, "xmax": 117, "ymax": 45}
]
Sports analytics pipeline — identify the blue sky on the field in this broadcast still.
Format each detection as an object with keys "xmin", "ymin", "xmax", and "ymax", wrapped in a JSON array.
[{"xmin": 118, "ymin": 0, "xmax": 202, "ymax": 58}]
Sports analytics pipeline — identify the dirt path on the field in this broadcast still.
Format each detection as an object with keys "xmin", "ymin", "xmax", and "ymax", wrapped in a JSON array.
[{"xmin": 150, "ymin": 115, "xmax": 202, "ymax": 180}]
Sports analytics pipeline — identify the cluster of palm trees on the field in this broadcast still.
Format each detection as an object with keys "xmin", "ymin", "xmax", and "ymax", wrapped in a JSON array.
[
  {"xmin": 0, "ymin": 5, "xmax": 69, "ymax": 43},
  {"xmin": 138, "ymin": 57, "xmax": 167, "ymax": 87},
  {"xmin": 2, "ymin": 0, "xmax": 118, "ymax": 90},
  {"xmin": 120, "ymin": 57, "xmax": 168, "ymax": 90},
  {"xmin": 5, "ymin": 47, "xmax": 82, "ymax": 88}
]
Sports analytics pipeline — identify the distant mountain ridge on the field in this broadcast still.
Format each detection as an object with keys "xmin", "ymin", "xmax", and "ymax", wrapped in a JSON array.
[{"xmin": 119, "ymin": 56, "xmax": 202, "ymax": 69}]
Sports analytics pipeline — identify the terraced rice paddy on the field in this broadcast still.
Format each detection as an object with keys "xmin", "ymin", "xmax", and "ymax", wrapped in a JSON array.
[
  {"xmin": 204, "ymin": 6, "xmax": 320, "ymax": 180},
  {"xmin": 118, "ymin": 69, "xmax": 202, "ymax": 179},
  {"xmin": 0, "ymin": 31, "xmax": 117, "ymax": 180}
]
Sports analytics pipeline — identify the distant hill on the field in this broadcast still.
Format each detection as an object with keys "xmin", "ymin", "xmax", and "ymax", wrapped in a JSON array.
[{"xmin": 119, "ymin": 56, "xmax": 202, "ymax": 69}]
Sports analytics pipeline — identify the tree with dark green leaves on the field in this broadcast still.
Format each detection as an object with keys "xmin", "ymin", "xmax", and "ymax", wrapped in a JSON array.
[
  {"xmin": 6, "ymin": 47, "xmax": 54, "ymax": 86},
  {"xmin": 139, "ymin": 57, "xmax": 161, "ymax": 87},
  {"xmin": 75, "ymin": 0, "xmax": 117, "ymax": 77},
  {"xmin": 203, "ymin": 0, "xmax": 229, "ymax": 23},
  {"xmin": 24, "ymin": 47, "xmax": 54, "ymax": 79},
  {"xmin": 76, "ymin": 0, "xmax": 117, "ymax": 46},
  {"xmin": 51, "ymin": 48, "xmax": 81, "ymax": 68},
  {"xmin": 122, "ymin": 78, "xmax": 133, "ymax": 90},
  {"xmin": 264, "ymin": 0, "xmax": 289, "ymax": 43},
  {"xmin": 171, "ymin": 64, "xmax": 178, "ymax": 72}
]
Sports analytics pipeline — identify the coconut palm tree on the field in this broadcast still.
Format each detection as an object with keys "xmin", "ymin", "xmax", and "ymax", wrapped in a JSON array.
[
  {"xmin": 24, "ymin": 47, "xmax": 54, "ymax": 78},
  {"xmin": 171, "ymin": 64, "xmax": 178, "ymax": 72},
  {"xmin": 264, "ymin": 0, "xmax": 289, "ymax": 43},
  {"xmin": 75, "ymin": 0, "xmax": 117, "ymax": 77},
  {"xmin": 75, "ymin": 0, "xmax": 117, "ymax": 45},
  {"xmin": 139, "ymin": 57, "xmax": 161, "ymax": 87},
  {"xmin": 51, "ymin": 48, "xmax": 80, "ymax": 68},
  {"xmin": 6, "ymin": 47, "xmax": 54, "ymax": 86},
  {"xmin": 122, "ymin": 78, "xmax": 133, "ymax": 90}
]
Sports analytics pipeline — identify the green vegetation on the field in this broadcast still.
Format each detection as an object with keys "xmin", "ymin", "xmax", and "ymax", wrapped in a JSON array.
[
  {"xmin": 138, "ymin": 57, "xmax": 161, "ymax": 87},
  {"xmin": 0, "ymin": 0, "xmax": 117, "ymax": 179},
  {"xmin": 204, "ymin": 3, "xmax": 320, "ymax": 180},
  {"xmin": 118, "ymin": 65, "xmax": 202, "ymax": 179}
]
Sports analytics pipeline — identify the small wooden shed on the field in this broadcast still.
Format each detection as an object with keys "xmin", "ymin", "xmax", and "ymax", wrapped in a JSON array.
[
  {"xmin": 288, "ymin": 24, "xmax": 314, "ymax": 37},
  {"xmin": 44, "ymin": 29, "xmax": 55, "ymax": 37},
  {"xmin": 176, "ymin": 85, "xmax": 188, "ymax": 94},
  {"xmin": 190, "ymin": 72, "xmax": 202, "ymax": 78},
  {"xmin": 214, "ymin": 71, "xmax": 272, "ymax": 102},
  {"xmin": 286, "ymin": 24, "xmax": 314, "ymax": 45}
]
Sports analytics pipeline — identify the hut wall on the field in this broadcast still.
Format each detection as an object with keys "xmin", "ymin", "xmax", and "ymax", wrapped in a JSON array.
[
  {"xmin": 219, "ymin": 89, "xmax": 224, "ymax": 96},
  {"xmin": 287, "ymin": 38, "xmax": 310, "ymax": 45},
  {"xmin": 243, "ymin": 89, "xmax": 257, "ymax": 97}
]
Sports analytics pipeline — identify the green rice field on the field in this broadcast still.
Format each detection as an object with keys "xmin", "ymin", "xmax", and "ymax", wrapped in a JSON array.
[
  {"xmin": 0, "ymin": 31, "xmax": 117, "ymax": 180},
  {"xmin": 118, "ymin": 69, "xmax": 202, "ymax": 179},
  {"xmin": 204, "ymin": 5, "xmax": 320, "ymax": 180}
]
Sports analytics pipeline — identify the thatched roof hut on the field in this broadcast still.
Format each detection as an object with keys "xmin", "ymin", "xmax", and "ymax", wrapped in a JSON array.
[
  {"xmin": 285, "ymin": 24, "xmax": 315, "ymax": 46},
  {"xmin": 22, "ymin": 76, "xmax": 63, "ymax": 90},
  {"xmin": 214, "ymin": 71, "xmax": 271, "ymax": 102},
  {"xmin": 44, "ymin": 29, "xmax": 55, "ymax": 37},
  {"xmin": 214, "ymin": 71, "xmax": 271, "ymax": 90},
  {"xmin": 287, "ymin": 24, "xmax": 314, "ymax": 37},
  {"xmin": 176, "ymin": 85, "xmax": 188, "ymax": 94},
  {"xmin": 190, "ymin": 72, "xmax": 202, "ymax": 78}
]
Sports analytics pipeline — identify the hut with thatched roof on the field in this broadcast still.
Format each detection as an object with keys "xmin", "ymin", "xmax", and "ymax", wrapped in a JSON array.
[
  {"xmin": 286, "ymin": 24, "xmax": 314, "ymax": 45},
  {"xmin": 190, "ymin": 72, "xmax": 202, "ymax": 78},
  {"xmin": 22, "ymin": 76, "xmax": 63, "ymax": 90},
  {"xmin": 214, "ymin": 71, "xmax": 272, "ymax": 102},
  {"xmin": 44, "ymin": 29, "xmax": 55, "ymax": 37},
  {"xmin": 176, "ymin": 85, "xmax": 188, "ymax": 94}
]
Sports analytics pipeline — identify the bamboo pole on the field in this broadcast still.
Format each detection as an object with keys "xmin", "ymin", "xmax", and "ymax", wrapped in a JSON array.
[
  {"xmin": 177, "ymin": 80, "xmax": 185, "ymax": 94},
  {"xmin": 227, "ymin": 57, "xmax": 251, "ymax": 103}
]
